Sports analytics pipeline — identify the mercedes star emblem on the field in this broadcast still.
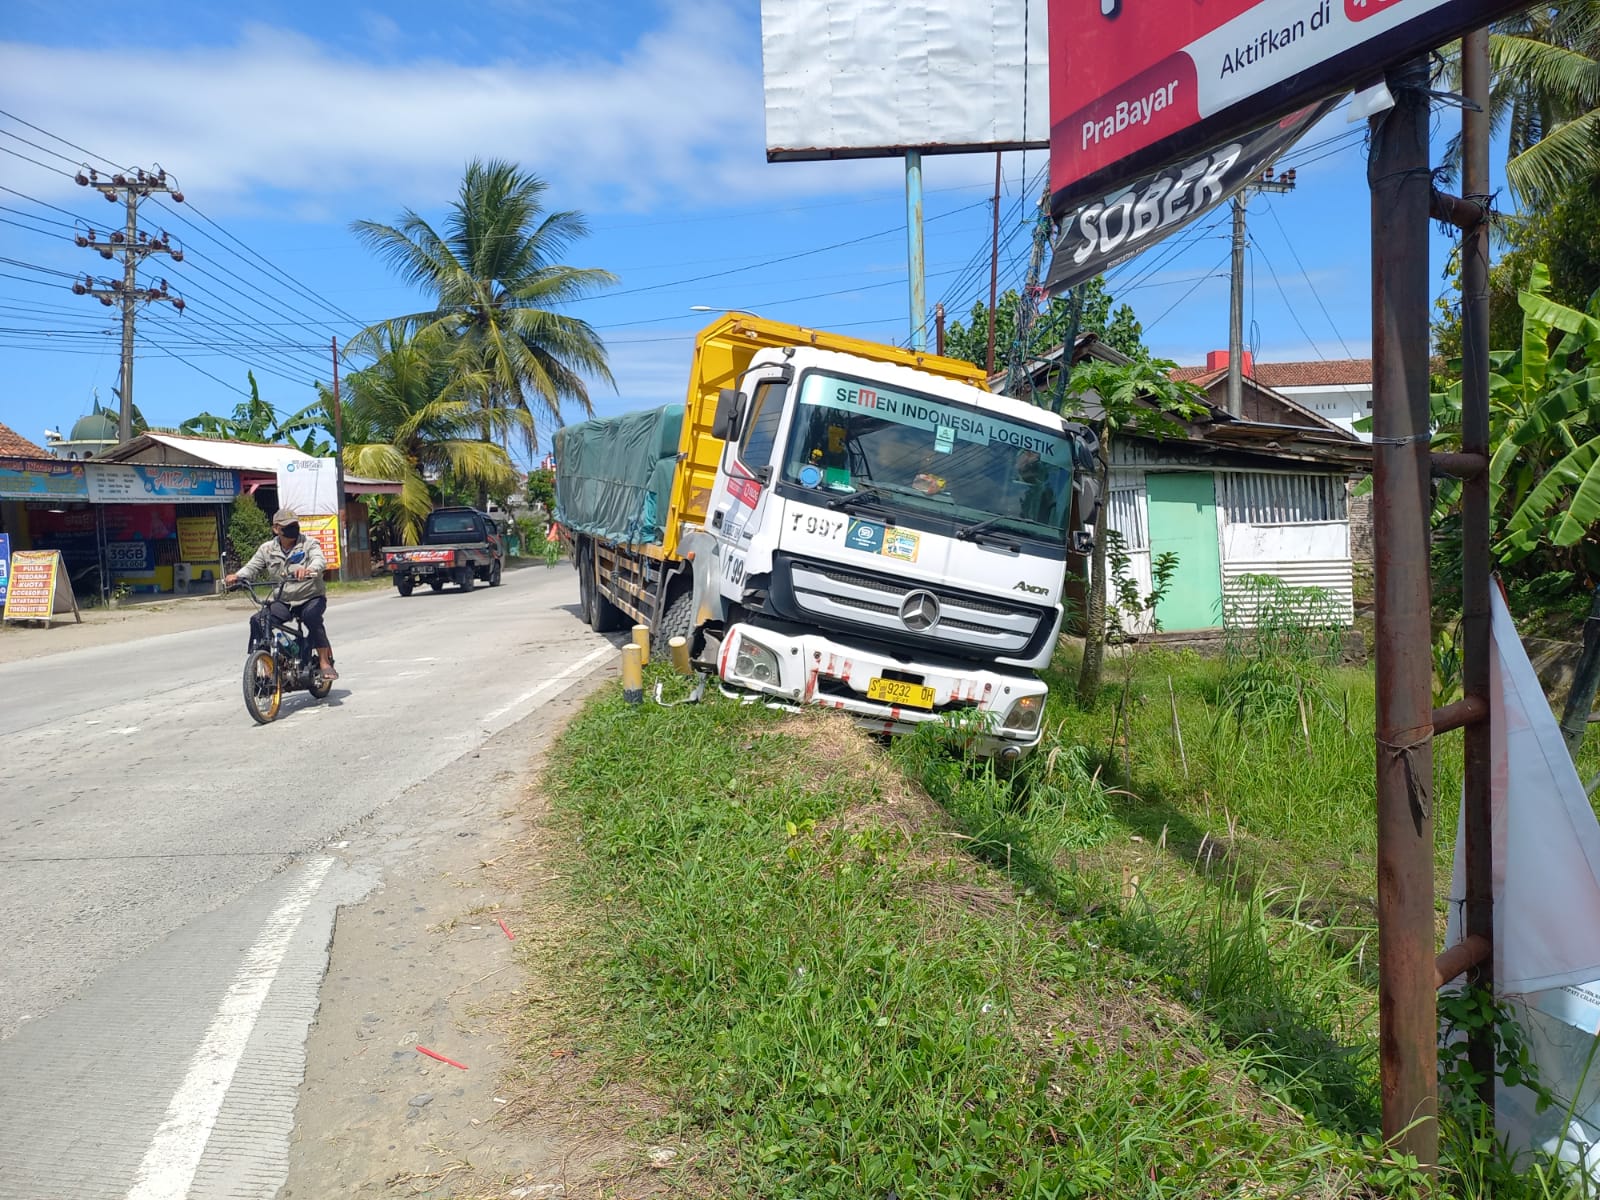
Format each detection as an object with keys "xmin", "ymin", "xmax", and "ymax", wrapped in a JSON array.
[{"xmin": 899, "ymin": 589, "xmax": 941, "ymax": 632}]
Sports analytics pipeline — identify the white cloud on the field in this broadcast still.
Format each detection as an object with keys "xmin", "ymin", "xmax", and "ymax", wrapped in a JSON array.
[{"xmin": 0, "ymin": 5, "xmax": 829, "ymax": 216}]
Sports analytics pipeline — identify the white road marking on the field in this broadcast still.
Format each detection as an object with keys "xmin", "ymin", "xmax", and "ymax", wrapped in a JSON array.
[
  {"xmin": 481, "ymin": 644, "xmax": 613, "ymax": 726},
  {"xmin": 123, "ymin": 857, "xmax": 334, "ymax": 1200}
]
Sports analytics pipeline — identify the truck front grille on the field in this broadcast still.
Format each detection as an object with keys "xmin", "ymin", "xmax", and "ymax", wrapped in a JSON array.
[{"xmin": 787, "ymin": 560, "xmax": 1047, "ymax": 655}]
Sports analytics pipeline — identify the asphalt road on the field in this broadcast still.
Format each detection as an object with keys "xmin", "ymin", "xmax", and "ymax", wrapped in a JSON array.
[{"xmin": 0, "ymin": 563, "xmax": 610, "ymax": 1199}]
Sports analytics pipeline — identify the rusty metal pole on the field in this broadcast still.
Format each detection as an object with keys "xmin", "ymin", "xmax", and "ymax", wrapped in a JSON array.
[
  {"xmin": 1371, "ymin": 54, "xmax": 1439, "ymax": 1165},
  {"xmin": 1459, "ymin": 25, "xmax": 1495, "ymax": 1112}
]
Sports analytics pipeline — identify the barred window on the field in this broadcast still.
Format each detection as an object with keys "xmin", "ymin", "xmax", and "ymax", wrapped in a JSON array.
[
  {"xmin": 1105, "ymin": 486, "xmax": 1148, "ymax": 550},
  {"xmin": 1219, "ymin": 472, "xmax": 1346, "ymax": 524}
]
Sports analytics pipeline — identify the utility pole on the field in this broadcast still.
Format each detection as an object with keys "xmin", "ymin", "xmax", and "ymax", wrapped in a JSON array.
[
  {"xmin": 1226, "ymin": 168, "xmax": 1296, "ymax": 417},
  {"xmin": 70, "ymin": 166, "xmax": 186, "ymax": 444},
  {"xmin": 986, "ymin": 152, "xmax": 1002, "ymax": 375},
  {"xmin": 331, "ymin": 337, "xmax": 349, "ymax": 583},
  {"xmin": 905, "ymin": 150, "xmax": 926, "ymax": 351},
  {"xmin": 933, "ymin": 302, "xmax": 946, "ymax": 356}
]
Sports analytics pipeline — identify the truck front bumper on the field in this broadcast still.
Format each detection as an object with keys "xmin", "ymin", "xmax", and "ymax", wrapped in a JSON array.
[{"xmin": 718, "ymin": 623, "xmax": 1048, "ymax": 761}]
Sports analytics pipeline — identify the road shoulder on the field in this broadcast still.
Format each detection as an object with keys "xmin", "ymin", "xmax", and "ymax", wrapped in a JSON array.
[{"xmin": 281, "ymin": 658, "xmax": 660, "ymax": 1199}]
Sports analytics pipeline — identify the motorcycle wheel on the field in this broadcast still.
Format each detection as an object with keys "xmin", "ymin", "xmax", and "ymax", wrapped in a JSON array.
[
  {"xmin": 308, "ymin": 669, "xmax": 334, "ymax": 699},
  {"xmin": 244, "ymin": 650, "xmax": 282, "ymax": 724}
]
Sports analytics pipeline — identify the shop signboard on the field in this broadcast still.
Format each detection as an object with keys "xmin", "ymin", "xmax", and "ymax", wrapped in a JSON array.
[
  {"xmin": 88, "ymin": 463, "xmax": 239, "ymax": 504},
  {"xmin": 300, "ymin": 514, "xmax": 342, "ymax": 571},
  {"xmin": 277, "ymin": 458, "xmax": 338, "ymax": 516},
  {"xmin": 176, "ymin": 514, "xmax": 221, "ymax": 561},
  {"xmin": 1048, "ymin": 0, "xmax": 1538, "ymax": 212},
  {"xmin": 0, "ymin": 533, "xmax": 9, "ymax": 607},
  {"xmin": 2, "ymin": 549, "xmax": 81, "ymax": 625},
  {"xmin": 0, "ymin": 457, "xmax": 88, "ymax": 500}
]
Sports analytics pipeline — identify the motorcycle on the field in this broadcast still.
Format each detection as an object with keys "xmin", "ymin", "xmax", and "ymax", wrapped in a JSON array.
[{"xmin": 227, "ymin": 578, "xmax": 334, "ymax": 724}]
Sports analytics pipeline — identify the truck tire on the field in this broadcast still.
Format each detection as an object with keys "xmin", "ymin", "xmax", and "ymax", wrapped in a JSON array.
[
  {"xmin": 589, "ymin": 564, "xmax": 627, "ymax": 633},
  {"xmin": 395, "ymin": 575, "xmax": 414, "ymax": 597},
  {"xmin": 458, "ymin": 565, "xmax": 476, "ymax": 593},
  {"xmin": 577, "ymin": 550, "xmax": 595, "ymax": 626},
  {"xmin": 489, "ymin": 560, "xmax": 503, "ymax": 587},
  {"xmin": 429, "ymin": 578, "xmax": 445, "ymax": 593},
  {"xmin": 652, "ymin": 589, "xmax": 695, "ymax": 658}
]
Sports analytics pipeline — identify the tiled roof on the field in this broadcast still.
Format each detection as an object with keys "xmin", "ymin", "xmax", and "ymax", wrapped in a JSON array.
[
  {"xmin": 1171, "ymin": 359, "xmax": 1372, "ymax": 387},
  {"xmin": 0, "ymin": 421, "xmax": 50, "ymax": 459}
]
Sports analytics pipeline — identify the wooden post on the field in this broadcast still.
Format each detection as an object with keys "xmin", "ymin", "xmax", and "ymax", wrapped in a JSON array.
[
  {"xmin": 621, "ymin": 643, "xmax": 643, "ymax": 705},
  {"xmin": 632, "ymin": 623, "xmax": 651, "ymax": 666},
  {"xmin": 669, "ymin": 635, "xmax": 691, "ymax": 675}
]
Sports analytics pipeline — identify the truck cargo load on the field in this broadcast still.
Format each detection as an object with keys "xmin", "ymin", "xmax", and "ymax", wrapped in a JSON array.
[{"xmin": 553, "ymin": 404, "xmax": 683, "ymax": 546}]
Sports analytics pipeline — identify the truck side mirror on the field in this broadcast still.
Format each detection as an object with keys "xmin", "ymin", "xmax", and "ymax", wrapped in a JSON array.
[{"xmin": 712, "ymin": 388, "xmax": 743, "ymax": 441}]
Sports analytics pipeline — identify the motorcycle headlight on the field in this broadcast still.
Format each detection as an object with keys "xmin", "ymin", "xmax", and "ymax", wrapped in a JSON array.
[
  {"xmin": 732, "ymin": 634, "xmax": 781, "ymax": 686},
  {"xmin": 1002, "ymin": 693, "xmax": 1046, "ymax": 732}
]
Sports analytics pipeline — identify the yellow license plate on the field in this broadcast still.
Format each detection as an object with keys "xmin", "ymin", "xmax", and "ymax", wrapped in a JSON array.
[{"xmin": 866, "ymin": 677, "xmax": 935, "ymax": 710}]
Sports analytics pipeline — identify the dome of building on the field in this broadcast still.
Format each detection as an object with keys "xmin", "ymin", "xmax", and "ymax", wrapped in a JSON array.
[{"xmin": 70, "ymin": 410, "xmax": 119, "ymax": 443}]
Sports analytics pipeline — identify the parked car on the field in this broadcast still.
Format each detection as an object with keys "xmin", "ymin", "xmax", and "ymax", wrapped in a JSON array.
[{"xmin": 382, "ymin": 507, "xmax": 504, "ymax": 595}]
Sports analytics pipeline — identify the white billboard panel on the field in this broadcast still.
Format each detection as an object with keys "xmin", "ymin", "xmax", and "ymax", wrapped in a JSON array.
[{"xmin": 761, "ymin": 0, "xmax": 1049, "ymax": 161}]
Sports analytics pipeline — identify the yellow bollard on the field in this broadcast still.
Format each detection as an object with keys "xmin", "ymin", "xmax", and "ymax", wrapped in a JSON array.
[
  {"xmin": 631, "ymin": 623, "xmax": 651, "ymax": 666},
  {"xmin": 620, "ymin": 643, "xmax": 643, "ymax": 705},
  {"xmin": 669, "ymin": 635, "xmax": 691, "ymax": 676}
]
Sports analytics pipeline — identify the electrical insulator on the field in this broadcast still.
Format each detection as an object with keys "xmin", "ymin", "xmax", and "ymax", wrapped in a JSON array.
[
  {"xmin": 104, "ymin": 191, "xmax": 118, "ymax": 203},
  {"xmin": 111, "ymin": 174, "xmax": 126, "ymax": 186},
  {"xmin": 99, "ymin": 248, "xmax": 113, "ymax": 260},
  {"xmin": 99, "ymin": 295, "xmax": 113, "ymax": 307},
  {"xmin": 172, "ymin": 297, "xmax": 185, "ymax": 312},
  {"xmin": 75, "ymin": 234, "xmax": 89, "ymax": 247},
  {"xmin": 72, "ymin": 282, "xmax": 86, "ymax": 295},
  {"xmin": 171, "ymin": 249, "xmax": 184, "ymax": 262},
  {"xmin": 171, "ymin": 192, "xmax": 184, "ymax": 204},
  {"xmin": 111, "ymin": 232, "xmax": 124, "ymax": 244},
  {"xmin": 74, "ymin": 171, "xmax": 89, "ymax": 186},
  {"xmin": 159, "ymin": 279, "xmax": 168, "ymax": 291}
]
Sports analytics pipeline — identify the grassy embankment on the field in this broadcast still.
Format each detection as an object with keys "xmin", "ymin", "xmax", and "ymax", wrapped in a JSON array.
[{"xmin": 524, "ymin": 629, "xmax": 1600, "ymax": 1197}]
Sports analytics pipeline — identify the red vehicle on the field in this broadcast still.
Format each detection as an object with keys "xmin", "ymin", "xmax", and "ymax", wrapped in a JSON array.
[{"xmin": 382, "ymin": 507, "xmax": 504, "ymax": 595}]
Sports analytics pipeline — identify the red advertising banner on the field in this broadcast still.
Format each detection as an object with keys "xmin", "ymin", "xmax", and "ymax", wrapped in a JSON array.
[{"xmin": 1048, "ymin": 0, "xmax": 1531, "ymax": 211}]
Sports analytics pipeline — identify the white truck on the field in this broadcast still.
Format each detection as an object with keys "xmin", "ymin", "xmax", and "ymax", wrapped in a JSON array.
[{"xmin": 553, "ymin": 314, "xmax": 1099, "ymax": 764}]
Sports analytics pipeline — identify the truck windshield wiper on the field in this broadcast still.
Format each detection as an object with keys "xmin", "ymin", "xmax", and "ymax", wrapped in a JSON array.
[
  {"xmin": 826, "ymin": 486, "xmax": 892, "ymax": 512},
  {"xmin": 953, "ymin": 518, "xmax": 1017, "ymax": 553}
]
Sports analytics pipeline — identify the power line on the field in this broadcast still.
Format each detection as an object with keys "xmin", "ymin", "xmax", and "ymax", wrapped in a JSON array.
[
  {"xmin": 1143, "ymin": 249, "xmax": 1232, "ymax": 333},
  {"xmin": 1264, "ymin": 201, "xmax": 1356, "ymax": 358},
  {"xmin": 1253, "ymin": 239, "xmax": 1330, "ymax": 361}
]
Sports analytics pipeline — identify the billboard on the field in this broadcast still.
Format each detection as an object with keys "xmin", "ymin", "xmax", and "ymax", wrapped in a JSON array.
[
  {"xmin": 1044, "ymin": 97, "xmax": 1338, "ymax": 295},
  {"xmin": 761, "ymin": 0, "xmax": 1048, "ymax": 160},
  {"xmin": 1048, "ymin": 0, "xmax": 1533, "ymax": 211},
  {"xmin": 0, "ymin": 457, "xmax": 87, "ymax": 500}
]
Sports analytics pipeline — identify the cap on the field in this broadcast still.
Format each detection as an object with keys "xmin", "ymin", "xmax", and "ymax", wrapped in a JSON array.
[{"xmin": 272, "ymin": 508, "xmax": 299, "ymax": 524}]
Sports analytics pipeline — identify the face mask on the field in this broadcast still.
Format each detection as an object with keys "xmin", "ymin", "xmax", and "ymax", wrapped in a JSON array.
[{"xmin": 280, "ymin": 523, "xmax": 300, "ymax": 540}]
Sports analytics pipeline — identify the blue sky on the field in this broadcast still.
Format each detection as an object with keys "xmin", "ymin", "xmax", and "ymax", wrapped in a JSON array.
[{"xmin": 0, "ymin": 0, "xmax": 1489, "ymax": 464}]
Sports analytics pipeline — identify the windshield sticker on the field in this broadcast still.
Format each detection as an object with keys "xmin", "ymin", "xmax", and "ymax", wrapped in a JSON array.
[
  {"xmin": 728, "ymin": 475, "xmax": 762, "ymax": 509},
  {"xmin": 934, "ymin": 424, "xmax": 955, "ymax": 454},
  {"xmin": 882, "ymin": 528, "xmax": 920, "ymax": 562},
  {"xmin": 803, "ymin": 376, "xmax": 1068, "ymax": 463},
  {"xmin": 846, "ymin": 518, "xmax": 885, "ymax": 554}
]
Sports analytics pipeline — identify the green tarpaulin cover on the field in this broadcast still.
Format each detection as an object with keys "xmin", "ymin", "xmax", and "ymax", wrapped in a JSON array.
[{"xmin": 553, "ymin": 405, "xmax": 684, "ymax": 546}]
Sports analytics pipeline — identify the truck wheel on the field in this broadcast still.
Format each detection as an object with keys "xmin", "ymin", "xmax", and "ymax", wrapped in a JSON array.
[
  {"xmin": 590, "ymin": 572, "xmax": 627, "ymax": 633},
  {"xmin": 577, "ymin": 552, "xmax": 595, "ymax": 626},
  {"xmin": 458, "ymin": 565, "xmax": 476, "ymax": 593},
  {"xmin": 489, "ymin": 560, "xmax": 503, "ymax": 587},
  {"xmin": 395, "ymin": 575, "xmax": 414, "ymax": 597},
  {"xmin": 652, "ymin": 590, "xmax": 696, "ymax": 658},
  {"xmin": 429, "ymin": 578, "xmax": 445, "ymax": 593}
]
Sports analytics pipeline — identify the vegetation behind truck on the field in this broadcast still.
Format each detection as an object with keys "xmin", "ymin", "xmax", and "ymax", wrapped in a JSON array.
[{"xmin": 554, "ymin": 314, "xmax": 1099, "ymax": 762}]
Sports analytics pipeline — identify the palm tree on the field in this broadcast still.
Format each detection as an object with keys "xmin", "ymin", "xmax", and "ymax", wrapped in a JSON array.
[
  {"xmin": 333, "ymin": 320, "xmax": 530, "ymax": 543},
  {"xmin": 1488, "ymin": 1, "xmax": 1600, "ymax": 208},
  {"xmin": 350, "ymin": 159, "xmax": 617, "ymax": 462}
]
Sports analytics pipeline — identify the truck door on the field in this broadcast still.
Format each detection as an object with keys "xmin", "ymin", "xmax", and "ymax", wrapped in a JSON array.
[{"xmin": 706, "ymin": 376, "xmax": 789, "ymax": 596}]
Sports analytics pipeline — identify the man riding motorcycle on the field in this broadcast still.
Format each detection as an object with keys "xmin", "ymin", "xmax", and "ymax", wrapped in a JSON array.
[{"xmin": 225, "ymin": 507, "xmax": 338, "ymax": 680}]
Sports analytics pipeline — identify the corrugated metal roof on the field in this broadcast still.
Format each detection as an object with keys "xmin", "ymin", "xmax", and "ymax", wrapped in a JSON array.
[{"xmin": 100, "ymin": 433, "xmax": 315, "ymax": 472}]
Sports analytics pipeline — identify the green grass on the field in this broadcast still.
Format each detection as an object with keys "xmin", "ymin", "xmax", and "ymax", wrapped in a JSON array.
[
  {"xmin": 538, "ymin": 643, "xmax": 1600, "ymax": 1198},
  {"xmin": 541, "ymin": 670, "xmax": 1398, "ymax": 1198}
]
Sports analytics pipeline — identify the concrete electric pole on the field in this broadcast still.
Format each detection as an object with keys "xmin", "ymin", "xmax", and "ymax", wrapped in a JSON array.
[
  {"xmin": 1226, "ymin": 168, "xmax": 1296, "ymax": 417},
  {"xmin": 70, "ymin": 166, "xmax": 187, "ymax": 444}
]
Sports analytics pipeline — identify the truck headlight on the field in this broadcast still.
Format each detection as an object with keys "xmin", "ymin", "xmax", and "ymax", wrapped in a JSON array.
[
  {"xmin": 733, "ymin": 634, "xmax": 781, "ymax": 686},
  {"xmin": 1002, "ymin": 694, "xmax": 1045, "ymax": 732}
]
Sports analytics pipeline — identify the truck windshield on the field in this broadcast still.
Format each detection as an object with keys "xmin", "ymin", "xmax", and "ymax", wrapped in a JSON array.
[{"xmin": 779, "ymin": 371, "xmax": 1078, "ymax": 543}]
